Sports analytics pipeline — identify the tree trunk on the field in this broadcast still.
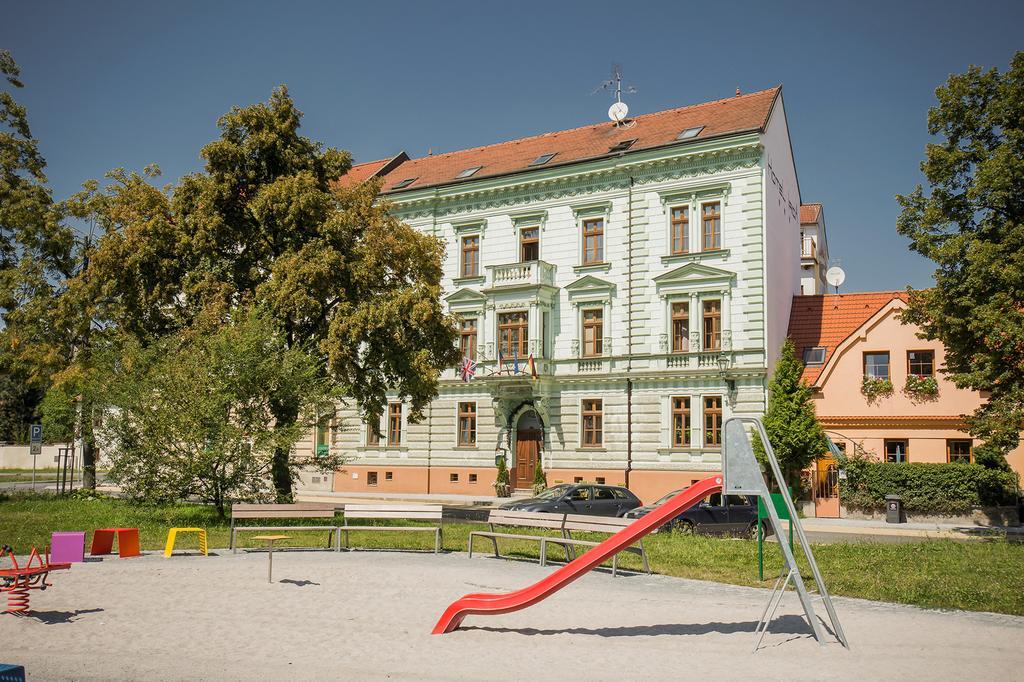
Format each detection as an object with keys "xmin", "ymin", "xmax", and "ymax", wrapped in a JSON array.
[
  {"xmin": 269, "ymin": 395, "xmax": 301, "ymax": 503},
  {"xmin": 80, "ymin": 396, "xmax": 96, "ymax": 489}
]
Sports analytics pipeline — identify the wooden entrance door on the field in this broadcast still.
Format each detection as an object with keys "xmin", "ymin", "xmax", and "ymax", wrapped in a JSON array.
[
  {"xmin": 514, "ymin": 428, "xmax": 541, "ymax": 489},
  {"xmin": 812, "ymin": 454, "xmax": 840, "ymax": 518}
]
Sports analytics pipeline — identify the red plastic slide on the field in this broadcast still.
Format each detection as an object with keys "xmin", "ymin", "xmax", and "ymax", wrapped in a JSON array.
[{"xmin": 432, "ymin": 475, "xmax": 723, "ymax": 634}]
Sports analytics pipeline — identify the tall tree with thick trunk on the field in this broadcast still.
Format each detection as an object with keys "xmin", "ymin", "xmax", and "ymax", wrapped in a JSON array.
[
  {"xmin": 76, "ymin": 87, "xmax": 460, "ymax": 499},
  {"xmin": 896, "ymin": 52, "xmax": 1024, "ymax": 469}
]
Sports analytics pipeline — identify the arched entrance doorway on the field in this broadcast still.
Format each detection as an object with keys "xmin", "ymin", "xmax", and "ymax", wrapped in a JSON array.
[{"xmin": 513, "ymin": 409, "xmax": 543, "ymax": 490}]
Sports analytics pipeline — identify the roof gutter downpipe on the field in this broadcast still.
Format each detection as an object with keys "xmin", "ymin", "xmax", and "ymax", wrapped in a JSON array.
[{"xmin": 625, "ymin": 174, "xmax": 635, "ymax": 490}]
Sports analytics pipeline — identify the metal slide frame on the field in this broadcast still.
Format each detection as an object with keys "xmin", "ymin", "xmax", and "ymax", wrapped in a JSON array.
[{"xmin": 722, "ymin": 417, "xmax": 849, "ymax": 650}]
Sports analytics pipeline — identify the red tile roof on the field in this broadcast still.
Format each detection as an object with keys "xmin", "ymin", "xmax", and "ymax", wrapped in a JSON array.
[
  {"xmin": 800, "ymin": 203, "xmax": 822, "ymax": 224},
  {"xmin": 337, "ymin": 87, "xmax": 780, "ymax": 194},
  {"xmin": 788, "ymin": 292, "xmax": 908, "ymax": 385},
  {"xmin": 334, "ymin": 153, "xmax": 410, "ymax": 189}
]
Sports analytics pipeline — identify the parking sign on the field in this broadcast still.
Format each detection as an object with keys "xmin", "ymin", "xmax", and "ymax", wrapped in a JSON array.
[{"xmin": 30, "ymin": 423, "xmax": 42, "ymax": 456}]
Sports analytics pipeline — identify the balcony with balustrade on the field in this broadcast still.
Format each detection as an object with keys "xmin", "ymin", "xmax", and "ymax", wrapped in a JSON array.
[{"xmin": 484, "ymin": 260, "xmax": 556, "ymax": 289}]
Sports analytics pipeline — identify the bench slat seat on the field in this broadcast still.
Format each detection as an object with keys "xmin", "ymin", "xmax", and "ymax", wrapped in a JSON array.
[
  {"xmin": 468, "ymin": 509, "xmax": 649, "ymax": 575},
  {"xmin": 341, "ymin": 504, "xmax": 443, "ymax": 553},
  {"xmin": 230, "ymin": 503, "xmax": 341, "ymax": 552}
]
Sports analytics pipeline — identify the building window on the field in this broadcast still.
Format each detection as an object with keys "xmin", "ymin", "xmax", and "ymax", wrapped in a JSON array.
[
  {"xmin": 947, "ymin": 439, "xmax": 972, "ymax": 464},
  {"xmin": 458, "ymin": 402, "xmax": 477, "ymax": 447},
  {"xmin": 864, "ymin": 352, "xmax": 890, "ymax": 380},
  {"xmin": 388, "ymin": 403, "xmax": 402, "ymax": 446},
  {"xmin": 671, "ymin": 302, "xmax": 689, "ymax": 352},
  {"xmin": 459, "ymin": 317, "xmax": 477, "ymax": 360},
  {"xmin": 315, "ymin": 422, "xmax": 329, "ymax": 456},
  {"xmin": 450, "ymin": 473, "xmax": 459, "ymax": 483},
  {"xmin": 595, "ymin": 476, "xmax": 606, "ymax": 485},
  {"xmin": 670, "ymin": 206, "xmax": 689, "ymax": 255},
  {"xmin": 672, "ymin": 397, "xmax": 691, "ymax": 447},
  {"xmin": 582, "ymin": 308, "xmax": 604, "ymax": 357},
  {"xmin": 702, "ymin": 300, "xmax": 721, "ymax": 351},
  {"xmin": 582, "ymin": 398, "xmax": 603, "ymax": 447},
  {"xmin": 367, "ymin": 471, "xmax": 378, "ymax": 486},
  {"xmin": 520, "ymin": 226, "xmax": 539, "ymax": 262},
  {"xmin": 385, "ymin": 471, "xmax": 393, "ymax": 481},
  {"xmin": 704, "ymin": 396, "xmax": 722, "ymax": 448},
  {"xmin": 908, "ymin": 350, "xmax": 935, "ymax": 377},
  {"xmin": 803, "ymin": 347, "xmax": 826, "ymax": 365},
  {"xmin": 460, "ymin": 235, "xmax": 480, "ymax": 278},
  {"xmin": 498, "ymin": 311, "xmax": 529, "ymax": 358},
  {"xmin": 701, "ymin": 202, "xmax": 721, "ymax": 251},
  {"xmin": 884, "ymin": 439, "xmax": 908, "ymax": 463},
  {"xmin": 582, "ymin": 218, "xmax": 604, "ymax": 265},
  {"xmin": 366, "ymin": 421, "xmax": 381, "ymax": 447},
  {"xmin": 469, "ymin": 473, "xmax": 478, "ymax": 483}
]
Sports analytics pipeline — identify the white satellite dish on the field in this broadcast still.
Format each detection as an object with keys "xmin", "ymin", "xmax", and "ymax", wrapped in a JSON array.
[
  {"xmin": 826, "ymin": 266, "xmax": 846, "ymax": 292},
  {"xmin": 608, "ymin": 101, "xmax": 629, "ymax": 123}
]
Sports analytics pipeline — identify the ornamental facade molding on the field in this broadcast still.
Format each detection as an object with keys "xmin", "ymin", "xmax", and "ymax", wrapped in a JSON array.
[{"xmin": 389, "ymin": 143, "xmax": 763, "ymax": 220}]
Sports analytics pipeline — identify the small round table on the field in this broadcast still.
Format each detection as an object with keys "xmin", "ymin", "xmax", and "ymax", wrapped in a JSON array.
[{"xmin": 250, "ymin": 535, "xmax": 289, "ymax": 583}]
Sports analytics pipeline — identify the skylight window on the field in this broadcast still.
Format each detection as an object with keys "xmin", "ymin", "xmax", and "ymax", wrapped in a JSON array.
[
  {"xmin": 803, "ymin": 347, "xmax": 826, "ymax": 365},
  {"xmin": 677, "ymin": 126, "xmax": 705, "ymax": 140},
  {"xmin": 608, "ymin": 139, "xmax": 637, "ymax": 153},
  {"xmin": 391, "ymin": 177, "xmax": 417, "ymax": 189},
  {"xmin": 529, "ymin": 153, "xmax": 556, "ymax": 167},
  {"xmin": 456, "ymin": 166, "xmax": 482, "ymax": 178}
]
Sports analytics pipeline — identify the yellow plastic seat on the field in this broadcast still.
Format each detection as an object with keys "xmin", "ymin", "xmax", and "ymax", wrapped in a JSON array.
[{"xmin": 164, "ymin": 527, "xmax": 208, "ymax": 557}]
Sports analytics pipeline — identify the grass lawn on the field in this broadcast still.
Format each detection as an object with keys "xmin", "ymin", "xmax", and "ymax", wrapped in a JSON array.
[{"xmin": 2, "ymin": 493, "xmax": 1021, "ymax": 616}]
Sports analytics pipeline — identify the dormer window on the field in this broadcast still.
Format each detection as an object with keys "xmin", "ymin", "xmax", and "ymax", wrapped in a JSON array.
[
  {"xmin": 456, "ymin": 166, "xmax": 482, "ymax": 178},
  {"xmin": 608, "ymin": 139, "xmax": 637, "ymax": 153},
  {"xmin": 803, "ymin": 347, "xmax": 826, "ymax": 365},
  {"xmin": 529, "ymin": 153, "xmax": 556, "ymax": 166},
  {"xmin": 391, "ymin": 177, "xmax": 417, "ymax": 189},
  {"xmin": 676, "ymin": 126, "xmax": 704, "ymax": 140}
]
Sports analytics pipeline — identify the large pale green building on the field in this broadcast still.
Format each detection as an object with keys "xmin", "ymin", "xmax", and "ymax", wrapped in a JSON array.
[{"xmin": 298, "ymin": 86, "xmax": 826, "ymax": 502}]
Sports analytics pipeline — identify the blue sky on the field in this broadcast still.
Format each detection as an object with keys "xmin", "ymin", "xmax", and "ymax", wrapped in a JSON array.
[{"xmin": 4, "ymin": 0, "xmax": 1022, "ymax": 291}]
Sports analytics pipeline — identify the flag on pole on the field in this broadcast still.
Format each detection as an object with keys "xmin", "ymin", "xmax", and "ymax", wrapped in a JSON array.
[
  {"xmin": 497, "ymin": 349, "xmax": 505, "ymax": 375},
  {"xmin": 460, "ymin": 357, "xmax": 477, "ymax": 382},
  {"xmin": 513, "ymin": 349, "xmax": 520, "ymax": 376},
  {"xmin": 527, "ymin": 353, "xmax": 538, "ymax": 379}
]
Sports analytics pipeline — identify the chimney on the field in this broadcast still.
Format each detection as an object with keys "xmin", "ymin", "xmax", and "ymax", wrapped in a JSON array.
[{"xmin": 735, "ymin": 87, "xmax": 741, "ymax": 96}]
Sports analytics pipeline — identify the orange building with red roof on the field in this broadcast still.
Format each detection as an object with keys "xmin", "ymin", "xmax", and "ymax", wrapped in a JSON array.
[{"xmin": 789, "ymin": 292, "xmax": 1024, "ymax": 516}]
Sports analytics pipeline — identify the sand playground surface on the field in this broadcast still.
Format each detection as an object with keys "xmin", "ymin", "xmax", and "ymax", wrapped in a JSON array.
[{"xmin": 2, "ymin": 549, "xmax": 1022, "ymax": 680}]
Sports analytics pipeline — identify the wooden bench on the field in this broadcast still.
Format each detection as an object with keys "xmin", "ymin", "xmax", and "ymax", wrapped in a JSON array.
[
  {"xmin": 468, "ymin": 510, "xmax": 567, "ymax": 563},
  {"xmin": 540, "ymin": 514, "xmax": 650, "ymax": 577},
  {"xmin": 341, "ymin": 504, "xmax": 443, "ymax": 553},
  {"xmin": 230, "ymin": 503, "xmax": 339, "ymax": 553}
]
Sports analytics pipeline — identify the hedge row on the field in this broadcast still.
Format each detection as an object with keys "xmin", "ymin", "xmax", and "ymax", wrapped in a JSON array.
[{"xmin": 839, "ymin": 458, "xmax": 1020, "ymax": 515}]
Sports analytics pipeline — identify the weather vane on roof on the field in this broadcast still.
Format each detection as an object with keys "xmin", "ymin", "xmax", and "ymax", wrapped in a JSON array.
[{"xmin": 592, "ymin": 64, "xmax": 637, "ymax": 128}]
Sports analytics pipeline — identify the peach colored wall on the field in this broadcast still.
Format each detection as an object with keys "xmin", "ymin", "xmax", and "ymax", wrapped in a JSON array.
[
  {"xmin": 813, "ymin": 303, "xmax": 985, "ymax": 418},
  {"xmin": 627, "ymin": 470, "xmax": 721, "ymax": 505},
  {"xmin": 332, "ymin": 466, "xmax": 501, "ymax": 495},
  {"xmin": 814, "ymin": 302, "xmax": 1024, "ymax": 480}
]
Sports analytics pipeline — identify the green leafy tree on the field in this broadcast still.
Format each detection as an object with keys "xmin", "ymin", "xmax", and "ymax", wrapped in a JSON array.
[
  {"xmin": 73, "ymin": 87, "xmax": 460, "ymax": 499},
  {"xmin": 0, "ymin": 50, "xmax": 80, "ymax": 446},
  {"xmin": 96, "ymin": 309, "xmax": 342, "ymax": 518},
  {"xmin": 896, "ymin": 52, "xmax": 1024, "ymax": 469},
  {"xmin": 755, "ymin": 339, "xmax": 829, "ymax": 488}
]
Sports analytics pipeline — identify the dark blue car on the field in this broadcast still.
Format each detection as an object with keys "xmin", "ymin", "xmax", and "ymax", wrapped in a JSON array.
[{"xmin": 623, "ymin": 490, "xmax": 771, "ymax": 538}]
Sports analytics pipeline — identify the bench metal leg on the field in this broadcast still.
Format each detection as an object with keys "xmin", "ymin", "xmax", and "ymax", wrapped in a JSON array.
[
  {"xmin": 468, "ymin": 534, "xmax": 475, "ymax": 558},
  {"xmin": 230, "ymin": 527, "xmax": 236, "ymax": 554},
  {"xmin": 491, "ymin": 536, "xmax": 500, "ymax": 559},
  {"xmin": 435, "ymin": 529, "xmax": 441, "ymax": 554},
  {"xmin": 540, "ymin": 540, "xmax": 547, "ymax": 567},
  {"xmin": 640, "ymin": 540, "xmax": 651, "ymax": 574},
  {"xmin": 612, "ymin": 554, "xmax": 618, "ymax": 577}
]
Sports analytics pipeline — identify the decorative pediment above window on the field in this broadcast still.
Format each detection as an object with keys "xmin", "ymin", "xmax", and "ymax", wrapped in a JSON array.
[
  {"xmin": 445, "ymin": 287, "xmax": 488, "ymax": 313},
  {"xmin": 570, "ymin": 200, "xmax": 612, "ymax": 218},
  {"xmin": 657, "ymin": 180, "xmax": 731, "ymax": 206},
  {"xmin": 451, "ymin": 218, "xmax": 487, "ymax": 235},
  {"xmin": 654, "ymin": 262, "xmax": 735, "ymax": 295},
  {"xmin": 566, "ymin": 275, "xmax": 615, "ymax": 306},
  {"xmin": 509, "ymin": 209, "xmax": 548, "ymax": 232}
]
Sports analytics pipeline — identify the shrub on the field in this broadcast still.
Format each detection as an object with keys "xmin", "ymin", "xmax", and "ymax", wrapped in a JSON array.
[
  {"xmin": 840, "ymin": 454, "xmax": 1019, "ymax": 515},
  {"xmin": 493, "ymin": 456, "xmax": 511, "ymax": 497},
  {"xmin": 532, "ymin": 453, "xmax": 548, "ymax": 495}
]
